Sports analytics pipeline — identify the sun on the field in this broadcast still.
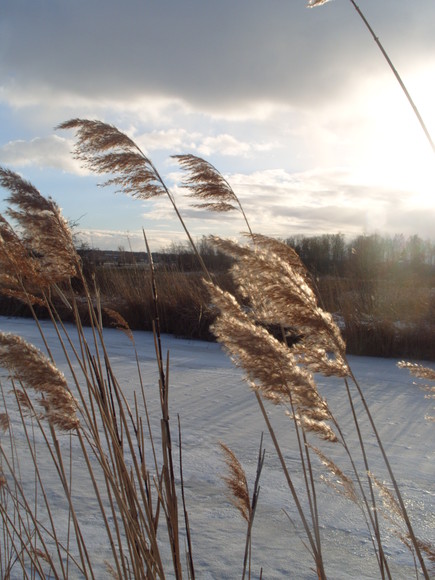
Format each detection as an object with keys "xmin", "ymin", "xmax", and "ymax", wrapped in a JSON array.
[{"xmin": 350, "ymin": 65, "xmax": 435, "ymax": 210}]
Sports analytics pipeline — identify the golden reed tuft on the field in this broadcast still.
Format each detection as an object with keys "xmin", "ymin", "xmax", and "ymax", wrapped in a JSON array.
[
  {"xmin": 173, "ymin": 154, "xmax": 238, "ymax": 212},
  {"xmin": 0, "ymin": 168, "xmax": 79, "ymax": 287},
  {"xmin": 206, "ymin": 281, "xmax": 337, "ymax": 442},
  {"xmin": 0, "ymin": 332, "xmax": 79, "ymax": 431},
  {"xmin": 219, "ymin": 442, "xmax": 251, "ymax": 522},
  {"xmin": 205, "ymin": 235, "xmax": 353, "ymax": 441},
  {"xmin": 58, "ymin": 119, "xmax": 166, "ymax": 200},
  {"xmin": 307, "ymin": 0, "xmax": 332, "ymax": 7},
  {"xmin": 310, "ymin": 445, "xmax": 359, "ymax": 505}
]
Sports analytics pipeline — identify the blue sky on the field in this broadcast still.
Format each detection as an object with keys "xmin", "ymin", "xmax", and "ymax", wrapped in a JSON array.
[{"xmin": 1, "ymin": 0, "xmax": 435, "ymax": 250}]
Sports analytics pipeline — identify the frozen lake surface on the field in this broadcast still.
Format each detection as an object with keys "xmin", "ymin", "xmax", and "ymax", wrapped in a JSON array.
[{"xmin": 0, "ymin": 316, "xmax": 434, "ymax": 579}]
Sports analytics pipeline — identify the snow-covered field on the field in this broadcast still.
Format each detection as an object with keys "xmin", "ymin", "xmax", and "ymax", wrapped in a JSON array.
[{"xmin": 1, "ymin": 316, "xmax": 434, "ymax": 579}]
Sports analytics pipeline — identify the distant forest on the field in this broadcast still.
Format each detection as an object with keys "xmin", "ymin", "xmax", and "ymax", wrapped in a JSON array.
[
  {"xmin": 284, "ymin": 233, "xmax": 435, "ymax": 277},
  {"xmin": 2, "ymin": 232, "xmax": 434, "ymax": 358},
  {"xmin": 79, "ymin": 232, "xmax": 435, "ymax": 277}
]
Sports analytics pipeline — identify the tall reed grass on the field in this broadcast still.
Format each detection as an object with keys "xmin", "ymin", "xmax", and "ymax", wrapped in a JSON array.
[{"xmin": 0, "ymin": 120, "xmax": 433, "ymax": 578}]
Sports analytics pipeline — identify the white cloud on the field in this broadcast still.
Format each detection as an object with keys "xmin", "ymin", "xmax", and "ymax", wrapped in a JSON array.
[
  {"xmin": 1, "ymin": 0, "xmax": 434, "ymax": 248},
  {"xmin": 3, "ymin": 1, "xmax": 434, "ymax": 118},
  {"xmin": 137, "ymin": 128, "xmax": 201, "ymax": 153},
  {"xmin": 0, "ymin": 136, "xmax": 85, "ymax": 174},
  {"xmin": 198, "ymin": 134, "xmax": 274, "ymax": 157}
]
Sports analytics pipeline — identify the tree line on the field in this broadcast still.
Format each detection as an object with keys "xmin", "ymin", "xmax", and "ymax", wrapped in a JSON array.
[{"xmin": 285, "ymin": 233, "xmax": 435, "ymax": 277}]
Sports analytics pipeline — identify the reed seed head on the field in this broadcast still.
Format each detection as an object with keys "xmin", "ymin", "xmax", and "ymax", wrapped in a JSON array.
[
  {"xmin": 307, "ymin": 0, "xmax": 332, "ymax": 7},
  {"xmin": 0, "ymin": 413, "xmax": 10, "ymax": 433},
  {"xmin": 310, "ymin": 445, "xmax": 359, "ymax": 503},
  {"xmin": 369, "ymin": 472, "xmax": 403, "ymax": 521},
  {"xmin": 207, "ymin": 281, "xmax": 337, "ymax": 441},
  {"xmin": 209, "ymin": 236, "xmax": 349, "ymax": 379},
  {"xmin": 0, "ymin": 167, "xmax": 79, "ymax": 286},
  {"xmin": 58, "ymin": 119, "xmax": 166, "ymax": 200},
  {"xmin": 219, "ymin": 442, "xmax": 251, "ymax": 522},
  {"xmin": 103, "ymin": 308, "xmax": 134, "ymax": 342},
  {"xmin": 0, "ymin": 332, "xmax": 79, "ymax": 431},
  {"xmin": 398, "ymin": 361, "xmax": 435, "ymax": 382},
  {"xmin": 173, "ymin": 154, "xmax": 238, "ymax": 212}
]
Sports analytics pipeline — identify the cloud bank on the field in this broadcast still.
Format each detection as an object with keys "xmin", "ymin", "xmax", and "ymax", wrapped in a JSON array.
[{"xmin": 1, "ymin": 0, "xmax": 434, "ymax": 249}]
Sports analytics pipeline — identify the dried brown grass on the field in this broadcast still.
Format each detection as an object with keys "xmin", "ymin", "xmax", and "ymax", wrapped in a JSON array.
[{"xmin": 0, "ymin": 119, "xmax": 432, "ymax": 579}]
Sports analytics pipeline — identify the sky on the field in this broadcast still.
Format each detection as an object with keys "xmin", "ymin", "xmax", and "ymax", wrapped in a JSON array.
[{"xmin": 1, "ymin": 0, "xmax": 435, "ymax": 251}]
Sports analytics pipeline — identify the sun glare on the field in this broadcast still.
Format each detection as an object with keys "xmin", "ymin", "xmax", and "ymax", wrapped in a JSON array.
[{"xmin": 350, "ymin": 66, "xmax": 435, "ymax": 209}]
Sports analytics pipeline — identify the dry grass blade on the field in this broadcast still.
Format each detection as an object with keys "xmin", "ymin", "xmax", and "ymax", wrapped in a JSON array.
[
  {"xmin": 219, "ymin": 442, "xmax": 251, "ymax": 522},
  {"xmin": 0, "ymin": 332, "xmax": 79, "ymax": 431}
]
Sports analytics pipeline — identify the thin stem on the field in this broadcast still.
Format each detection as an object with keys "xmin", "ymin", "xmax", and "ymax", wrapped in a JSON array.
[
  {"xmin": 342, "ymin": 378, "xmax": 390, "ymax": 579},
  {"xmin": 348, "ymin": 0, "xmax": 435, "ymax": 155},
  {"xmin": 254, "ymin": 392, "xmax": 326, "ymax": 579},
  {"xmin": 178, "ymin": 415, "xmax": 195, "ymax": 579},
  {"xmin": 347, "ymin": 367, "xmax": 430, "ymax": 579},
  {"xmin": 134, "ymin": 144, "xmax": 213, "ymax": 281},
  {"xmin": 242, "ymin": 433, "xmax": 265, "ymax": 580}
]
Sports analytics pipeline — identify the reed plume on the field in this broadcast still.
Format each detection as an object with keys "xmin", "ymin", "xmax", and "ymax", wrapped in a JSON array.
[
  {"xmin": 0, "ymin": 167, "xmax": 79, "ymax": 286},
  {"xmin": 220, "ymin": 438, "xmax": 265, "ymax": 579},
  {"xmin": 207, "ymin": 281, "xmax": 337, "ymax": 441},
  {"xmin": 220, "ymin": 442, "xmax": 251, "ymax": 522},
  {"xmin": 210, "ymin": 235, "xmax": 349, "ymax": 380},
  {"xmin": 0, "ymin": 332, "xmax": 79, "ymax": 431},
  {"xmin": 103, "ymin": 307, "xmax": 134, "ymax": 343},
  {"xmin": 174, "ymin": 154, "xmax": 238, "ymax": 212},
  {"xmin": 59, "ymin": 119, "xmax": 212, "ymax": 279},
  {"xmin": 397, "ymin": 361, "xmax": 435, "ymax": 382},
  {"xmin": 173, "ymin": 154, "xmax": 254, "ymax": 237},
  {"xmin": 58, "ymin": 119, "xmax": 167, "ymax": 199},
  {"xmin": 369, "ymin": 472, "xmax": 403, "ymax": 521},
  {"xmin": 0, "ymin": 213, "xmax": 44, "ymax": 293},
  {"xmin": 310, "ymin": 445, "xmax": 359, "ymax": 505},
  {"xmin": 398, "ymin": 361, "xmax": 435, "ymax": 421}
]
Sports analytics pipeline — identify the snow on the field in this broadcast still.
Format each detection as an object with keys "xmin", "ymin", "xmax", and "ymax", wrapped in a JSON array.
[{"xmin": 0, "ymin": 316, "xmax": 434, "ymax": 579}]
